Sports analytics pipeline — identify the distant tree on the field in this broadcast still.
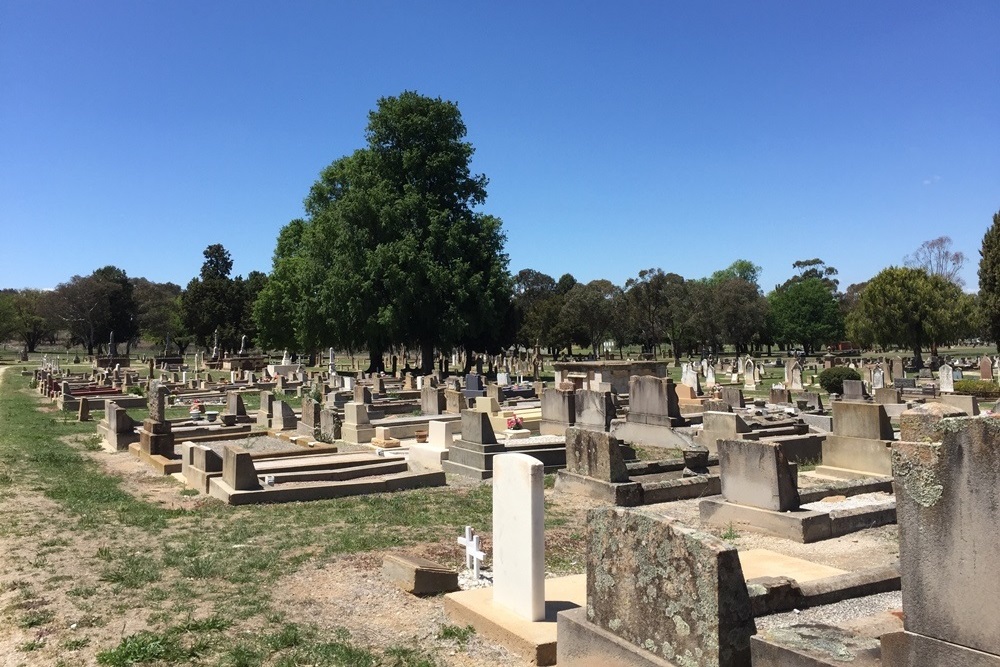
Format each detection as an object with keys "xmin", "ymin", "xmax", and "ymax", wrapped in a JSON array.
[
  {"xmin": 625, "ymin": 268, "xmax": 670, "ymax": 355},
  {"xmin": 200, "ymin": 244, "xmax": 234, "ymax": 281},
  {"xmin": 0, "ymin": 292, "xmax": 15, "ymax": 343},
  {"xmin": 132, "ymin": 278, "xmax": 185, "ymax": 353},
  {"xmin": 781, "ymin": 258, "xmax": 840, "ymax": 292},
  {"xmin": 979, "ymin": 212, "xmax": 1000, "ymax": 346},
  {"xmin": 183, "ymin": 245, "xmax": 246, "ymax": 353},
  {"xmin": 511, "ymin": 269, "xmax": 558, "ymax": 351},
  {"xmin": 50, "ymin": 267, "xmax": 139, "ymax": 355},
  {"xmin": 559, "ymin": 280, "xmax": 619, "ymax": 354},
  {"xmin": 714, "ymin": 278, "xmax": 769, "ymax": 354},
  {"xmin": 555, "ymin": 273, "xmax": 578, "ymax": 296},
  {"xmin": 9, "ymin": 289, "xmax": 55, "ymax": 352},
  {"xmin": 906, "ymin": 236, "xmax": 966, "ymax": 287},
  {"xmin": 768, "ymin": 277, "xmax": 844, "ymax": 354},
  {"xmin": 846, "ymin": 266, "xmax": 971, "ymax": 364},
  {"xmin": 710, "ymin": 259, "xmax": 762, "ymax": 290}
]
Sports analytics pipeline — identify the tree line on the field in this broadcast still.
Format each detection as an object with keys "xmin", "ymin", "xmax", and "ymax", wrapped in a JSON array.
[{"xmin": 0, "ymin": 91, "xmax": 992, "ymax": 371}]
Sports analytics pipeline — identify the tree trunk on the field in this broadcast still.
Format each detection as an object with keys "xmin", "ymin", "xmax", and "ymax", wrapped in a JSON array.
[
  {"xmin": 364, "ymin": 349, "xmax": 385, "ymax": 374},
  {"xmin": 911, "ymin": 345, "xmax": 924, "ymax": 369},
  {"xmin": 420, "ymin": 341, "xmax": 435, "ymax": 375}
]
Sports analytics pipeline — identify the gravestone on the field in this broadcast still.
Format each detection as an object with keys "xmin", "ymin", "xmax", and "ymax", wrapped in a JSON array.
[
  {"xmin": 872, "ymin": 365, "xmax": 885, "ymax": 390},
  {"xmin": 564, "ymin": 427, "xmax": 629, "ymax": 483},
  {"xmin": 77, "ymin": 396, "xmax": 91, "ymax": 422},
  {"xmin": 884, "ymin": 418, "xmax": 1000, "ymax": 664},
  {"xmin": 893, "ymin": 378, "xmax": 916, "ymax": 390},
  {"xmin": 718, "ymin": 439, "xmax": 799, "ymax": 512},
  {"xmin": 769, "ymin": 386, "xmax": 791, "ymax": 405},
  {"xmin": 893, "ymin": 358, "xmax": 905, "ymax": 379},
  {"xmin": 938, "ymin": 363, "xmax": 954, "ymax": 393},
  {"xmin": 582, "ymin": 506, "xmax": 756, "ymax": 667},
  {"xmin": 222, "ymin": 446, "xmax": 259, "ymax": 490},
  {"xmin": 540, "ymin": 388, "xmax": 576, "ymax": 435},
  {"xmin": 574, "ymin": 390, "xmax": 615, "ymax": 431},
  {"xmin": 257, "ymin": 391, "xmax": 274, "ymax": 427},
  {"xmin": 463, "ymin": 374, "xmax": 486, "ymax": 402},
  {"xmin": 353, "ymin": 385, "xmax": 373, "ymax": 404},
  {"xmin": 981, "ymin": 356, "xmax": 994, "ymax": 382},
  {"xmin": 275, "ymin": 401, "xmax": 297, "ymax": 430},
  {"xmin": 461, "ymin": 409, "xmax": 497, "ymax": 445},
  {"xmin": 743, "ymin": 357, "xmax": 756, "ymax": 390},
  {"xmin": 842, "ymin": 379, "xmax": 867, "ymax": 401},
  {"xmin": 225, "ymin": 391, "xmax": 246, "ymax": 417},
  {"xmin": 492, "ymin": 453, "xmax": 545, "ymax": 621},
  {"xmin": 721, "ymin": 386, "xmax": 745, "ymax": 409},
  {"xmin": 705, "ymin": 365, "xmax": 717, "ymax": 388},
  {"xmin": 421, "ymin": 385, "xmax": 445, "ymax": 415},
  {"xmin": 790, "ymin": 363, "xmax": 804, "ymax": 391},
  {"xmin": 681, "ymin": 363, "xmax": 701, "ymax": 395}
]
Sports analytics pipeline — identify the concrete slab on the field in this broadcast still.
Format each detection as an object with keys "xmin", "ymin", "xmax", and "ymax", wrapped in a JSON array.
[
  {"xmin": 739, "ymin": 549, "xmax": 847, "ymax": 583},
  {"xmin": 443, "ymin": 574, "xmax": 585, "ymax": 666}
]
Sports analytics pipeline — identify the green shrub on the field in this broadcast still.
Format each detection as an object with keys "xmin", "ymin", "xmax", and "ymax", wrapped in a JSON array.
[
  {"xmin": 954, "ymin": 379, "xmax": 1000, "ymax": 399},
  {"xmin": 818, "ymin": 367, "xmax": 861, "ymax": 395}
]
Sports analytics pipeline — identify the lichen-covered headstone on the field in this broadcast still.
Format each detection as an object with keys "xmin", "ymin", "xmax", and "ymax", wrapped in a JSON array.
[{"xmin": 587, "ymin": 506, "xmax": 755, "ymax": 666}]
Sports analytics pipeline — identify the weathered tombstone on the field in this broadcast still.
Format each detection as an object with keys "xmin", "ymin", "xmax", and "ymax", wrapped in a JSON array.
[
  {"xmin": 221, "ymin": 446, "xmax": 259, "ymax": 490},
  {"xmin": 790, "ymin": 363, "xmax": 804, "ymax": 391},
  {"xmin": 938, "ymin": 363, "xmax": 954, "ymax": 393},
  {"xmin": 721, "ymin": 386, "xmax": 745, "ymax": 409},
  {"xmin": 681, "ymin": 362, "xmax": 701, "ymax": 395},
  {"xmin": 257, "ymin": 391, "xmax": 274, "ymax": 427},
  {"xmin": 883, "ymin": 418, "xmax": 1000, "ymax": 665},
  {"xmin": 769, "ymin": 386, "xmax": 791, "ymax": 405},
  {"xmin": 77, "ymin": 396, "xmax": 91, "ymax": 422},
  {"xmin": 492, "ymin": 453, "xmax": 545, "ymax": 621},
  {"xmin": 568, "ymin": 506, "xmax": 756, "ymax": 667},
  {"xmin": 871, "ymin": 365, "xmax": 885, "ymax": 390},
  {"xmin": 893, "ymin": 377, "xmax": 916, "ymax": 390},
  {"xmin": 421, "ymin": 385, "xmax": 445, "ymax": 415},
  {"xmin": 540, "ymin": 387, "xmax": 576, "ymax": 435},
  {"xmin": 718, "ymin": 439, "xmax": 799, "ymax": 511},
  {"xmin": 705, "ymin": 365, "xmax": 717, "ymax": 388},
  {"xmin": 225, "ymin": 391, "xmax": 246, "ymax": 417},
  {"xmin": 275, "ymin": 401, "xmax": 297, "ymax": 430},
  {"xmin": 574, "ymin": 390, "xmax": 615, "ymax": 431},
  {"xmin": 461, "ymin": 409, "xmax": 497, "ymax": 445},
  {"xmin": 842, "ymin": 379, "xmax": 867, "ymax": 401},
  {"xmin": 564, "ymin": 427, "xmax": 629, "ymax": 483},
  {"xmin": 741, "ymin": 357, "xmax": 756, "ymax": 390},
  {"xmin": 893, "ymin": 357, "xmax": 906, "ymax": 380},
  {"xmin": 353, "ymin": 385, "xmax": 373, "ymax": 404}
]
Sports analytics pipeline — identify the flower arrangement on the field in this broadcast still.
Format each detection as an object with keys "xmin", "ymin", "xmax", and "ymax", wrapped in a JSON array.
[{"xmin": 506, "ymin": 415, "xmax": 524, "ymax": 430}]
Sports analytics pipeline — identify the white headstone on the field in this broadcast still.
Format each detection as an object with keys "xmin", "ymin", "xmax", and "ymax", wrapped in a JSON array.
[
  {"xmin": 492, "ymin": 453, "xmax": 545, "ymax": 621},
  {"xmin": 939, "ymin": 363, "xmax": 954, "ymax": 393},
  {"xmin": 705, "ymin": 365, "xmax": 717, "ymax": 388}
]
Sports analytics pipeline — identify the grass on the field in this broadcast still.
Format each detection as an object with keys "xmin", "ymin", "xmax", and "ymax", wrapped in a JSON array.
[{"xmin": 0, "ymin": 368, "xmax": 506, "ymax": 665}]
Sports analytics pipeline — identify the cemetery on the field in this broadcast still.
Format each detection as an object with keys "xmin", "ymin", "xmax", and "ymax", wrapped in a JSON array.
[{"xmin": 2, "ymin": 37, "xmax": 998, "ymax": 666}]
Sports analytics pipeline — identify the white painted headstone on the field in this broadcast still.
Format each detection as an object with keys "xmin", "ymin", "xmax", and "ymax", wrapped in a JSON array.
[{"xmin": 492, "ymin": 453, "xmax": 545, "ymax": 621}]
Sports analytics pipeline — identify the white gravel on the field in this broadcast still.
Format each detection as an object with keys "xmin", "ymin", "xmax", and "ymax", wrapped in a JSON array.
[{"xmin": 756, "ymin": 591, "xmax": 902, "ymax": 630}]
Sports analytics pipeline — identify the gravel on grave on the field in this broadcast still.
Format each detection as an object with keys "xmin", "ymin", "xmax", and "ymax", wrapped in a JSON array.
[
  {"xmin": 755, "ymin": 591, "xmax": 902, "ymax": 630},
  {"xmin": 191, "ymin": 434, "xmax": 329, "ymax": 456},
  {"xmin": 800, "ymin": 491, "xmax": 896, "ymax": 513}
]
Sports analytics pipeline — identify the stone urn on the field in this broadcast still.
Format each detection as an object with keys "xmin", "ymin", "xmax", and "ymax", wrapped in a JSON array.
[{"xmin": 414, "ymin": 430, "xmax": 428, "ymax": 443}]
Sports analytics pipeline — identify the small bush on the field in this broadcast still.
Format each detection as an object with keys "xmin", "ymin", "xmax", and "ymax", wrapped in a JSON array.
[
  {"xmin": 818, "ymin": 367, "xmax": 861, "ymax": 395},
  {"xmin": 954, "ymin": 379, "xmax": 1000, "ymax": 399}
]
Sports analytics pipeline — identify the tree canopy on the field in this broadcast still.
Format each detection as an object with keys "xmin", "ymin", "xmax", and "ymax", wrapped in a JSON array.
[
  {"xmin": 768, "ymin": 277, "xmax": 844, "ymax": 354},
  {"xmin": 979, "ymin": 211, "xmax": 1000, "ymax": 345},
  {"xmin": 255, "ymin": 91, "xmax": 510, "ymax": 372},
  {"xmin": 847, "ymin": 266, "xmax": 972, "ymax": 365}
]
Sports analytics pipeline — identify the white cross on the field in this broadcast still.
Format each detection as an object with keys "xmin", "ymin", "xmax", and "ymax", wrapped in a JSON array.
[{"xmin": 457, "ymin": 525, "xmax": 486, "ymax": 579}]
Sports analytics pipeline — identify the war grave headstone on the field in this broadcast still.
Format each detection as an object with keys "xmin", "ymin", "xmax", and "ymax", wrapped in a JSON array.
[{"xmin": 446, "ymin": 454, "xmax": 585, "ymax": 665}]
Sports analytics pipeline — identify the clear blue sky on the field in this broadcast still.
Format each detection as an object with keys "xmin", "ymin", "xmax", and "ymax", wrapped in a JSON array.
[{"xmin": 2, "ymin": 1, "xmax": 998, "ymax": 293}]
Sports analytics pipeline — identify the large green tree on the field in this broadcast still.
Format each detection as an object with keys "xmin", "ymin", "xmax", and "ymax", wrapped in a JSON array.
[
  {"xmin": 258, "ymin": 91, "xmax": 510, "ymax": 373},
  {"xmin": 183, "ymin": 245, "xmax": 263, "ymax": 354},
  {"xmin": 979, "ymin": 210, "xmax": 1000, "ymax": 345},
  {"xmin": 50, "ymin": 266, "xmax": 139, "ymax": 355},
  {"xmin": 768, "ymin": 277, "xmax": 844, "ymax": 354},
  {"xmin": 847, "ymin": 266, "xmax": 972, "ymax": 365}
]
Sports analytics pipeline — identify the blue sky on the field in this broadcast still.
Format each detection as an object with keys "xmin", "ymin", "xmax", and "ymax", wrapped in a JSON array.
[{"xmin": 2, "ymin": 1, "xmax": 998, "ymax": 293}]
